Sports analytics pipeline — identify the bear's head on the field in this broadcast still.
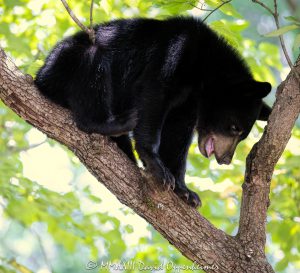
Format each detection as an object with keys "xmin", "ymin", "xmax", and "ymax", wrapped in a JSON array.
[{"xmin": 197, "ymin": 80, "xmax": 272, "ymax": 165}]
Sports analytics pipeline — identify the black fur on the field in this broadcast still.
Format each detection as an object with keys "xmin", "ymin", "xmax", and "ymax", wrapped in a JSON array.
[{"xmin": 35, "ymin": 17, "xmax": 271, "ymax": 207}]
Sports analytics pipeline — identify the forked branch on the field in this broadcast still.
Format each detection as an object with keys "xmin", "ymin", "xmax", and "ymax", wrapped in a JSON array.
[
  {"xmin": 1, "ymin": 44, "xmax": 300, "ymax": 272},
  {"xmin": 1, "ymin": 3, "xmax": 300, "ymax": 271},
  {"xmin": 202, "ymin": 0, "xmax": 232, "ymax": 22},
  {"xmin": 252, "ymin": 0, "xmax": 300, "ymax": 81}
]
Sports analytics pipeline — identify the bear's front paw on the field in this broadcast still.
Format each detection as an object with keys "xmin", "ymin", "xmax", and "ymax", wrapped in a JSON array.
[
  {"xmin": 175, "ymin": 185, "xmax": 202, "ymax": 208},
  {"xmin": 149, "ymin": 158, "xmax": 175, "ymax": 191}
]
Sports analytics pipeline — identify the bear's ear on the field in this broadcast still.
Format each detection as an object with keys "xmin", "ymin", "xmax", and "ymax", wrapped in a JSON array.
[
  {"xmin": 258, "ymin": 102, "xmax": 272, "ymax": 121},
  {"xmin": 243, "ymin": 80, "xmax": 272, "ymax": 98}
]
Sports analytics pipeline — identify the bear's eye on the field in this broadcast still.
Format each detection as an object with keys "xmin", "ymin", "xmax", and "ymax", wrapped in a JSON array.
[{"xmin": 230, "ymin": 124, "xmax": 242, "ymax": 135}]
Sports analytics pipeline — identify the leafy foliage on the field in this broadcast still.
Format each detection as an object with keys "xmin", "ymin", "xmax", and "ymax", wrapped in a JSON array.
[{"xmin": 0, "ymin": 1, "xmax": 300, "ymax": 273}]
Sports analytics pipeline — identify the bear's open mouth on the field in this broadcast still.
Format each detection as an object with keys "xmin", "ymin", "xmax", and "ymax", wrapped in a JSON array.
[
  {"xmin": 199, "ymin": 133, "xmax": 238, "ymax": 164},
  {"xmin": 205, "ymin": 136, "xmax": 214, "ymax": 157}
]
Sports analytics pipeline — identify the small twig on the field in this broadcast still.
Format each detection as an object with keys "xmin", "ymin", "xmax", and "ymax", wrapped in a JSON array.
[
  {"xmin": 60, "ymin": 0, "xmax": 95, "ymax": 44},
  {"xmin": 198, "ymin": 1, "xmax": 212, "ymax": 11},
  {"xmin": 274, "ymin": 0, "xmax": 294, "ymax": 69},
  {"xmin": 3, "ymin": 140, "xmax": 47, "ymax": 155},
  {"xmin": 90, "ymin": 0, "xmax": 94, "ymax": 29},
  {"xmin": 202, "ymin": 0, "xmax": 232, "ymax": 22},
  {"xmin": 60, "ymin": 0, "xmax": 90, "ymax": 33},
  {"xmin": 251, "ymin": 0, "xmax": 275, "ymax": 16}
]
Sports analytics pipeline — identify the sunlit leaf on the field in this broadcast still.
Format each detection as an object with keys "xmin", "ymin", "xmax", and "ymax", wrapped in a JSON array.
[{"xmin": 265, "ymin": 25, "xmax": 299, "ymax": 37}]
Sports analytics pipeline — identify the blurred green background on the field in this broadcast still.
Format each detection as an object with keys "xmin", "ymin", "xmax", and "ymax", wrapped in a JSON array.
[{"xmin": 0, "ymin": 0, "xmax": 300, "ymax": 272}]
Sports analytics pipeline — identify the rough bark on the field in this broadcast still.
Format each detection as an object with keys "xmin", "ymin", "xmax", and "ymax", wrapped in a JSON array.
[{"xmin": 0, "ymin": 48, "xmax": 299, "ymax": 272}]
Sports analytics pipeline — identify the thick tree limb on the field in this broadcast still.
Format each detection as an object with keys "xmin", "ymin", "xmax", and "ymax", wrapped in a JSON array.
[
  {"xmin": 238, "ymin": 56, "xmax": 300, "ymax": 247},
  {"xmin": 1, "ymin": 48, "xmax": 299, "ymax": 272}
]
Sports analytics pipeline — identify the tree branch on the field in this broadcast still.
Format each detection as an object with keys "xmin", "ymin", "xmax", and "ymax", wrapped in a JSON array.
[
  {"xmin": 273, "ymin": 0, "xmax": 294, "ymax": 69},
  {"xmin": 1, "ymin": 47, "xmax": 299, "ymax": 272},
  {"xmin": 251, "ymin": 0, "xmax": 275, "ymax": 16},
  {"xmin": 237, "ymin": 57, "xmax": 300, "ymax": 253}
]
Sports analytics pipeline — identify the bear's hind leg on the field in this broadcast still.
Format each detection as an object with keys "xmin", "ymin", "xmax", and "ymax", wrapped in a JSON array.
[
  {"xmin": 73, "ymin": 109, "xmax": 137, "ymax": 136},
  {"xmin": 111, "ymin": 134, "xmax": 136, "ymax": 163}
]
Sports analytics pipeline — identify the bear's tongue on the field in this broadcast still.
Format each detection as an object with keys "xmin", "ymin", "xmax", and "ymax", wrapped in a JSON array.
[{"xmin": 205, "ymin": 137, "xmax": 214, "ymax": 157}]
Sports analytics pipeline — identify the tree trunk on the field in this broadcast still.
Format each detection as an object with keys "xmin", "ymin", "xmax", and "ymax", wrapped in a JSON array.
[{"xmin": 0, "ymin": 48, "xmax": 299, "ymax": 272}]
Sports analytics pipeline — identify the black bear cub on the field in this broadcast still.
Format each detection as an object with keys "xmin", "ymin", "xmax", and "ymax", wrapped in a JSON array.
[{"xmin": 35, "ymin": 17, "xmax": 271, "ymax": 208}]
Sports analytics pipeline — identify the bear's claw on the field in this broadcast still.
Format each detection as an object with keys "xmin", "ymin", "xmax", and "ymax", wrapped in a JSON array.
[{"xmin": 175, "ymin": 186, "xmax": 202, "ymax": 208}]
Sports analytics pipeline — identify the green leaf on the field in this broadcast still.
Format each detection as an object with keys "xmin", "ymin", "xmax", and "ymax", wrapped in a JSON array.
[
  {"xmin": 258, "ymin": 42, "xmax": 282, "ymax": 70},
  {"xmin": 3, "ymin": 0, "xmax": 23, "ymax": 9},
  {"xmin": 218, "ymin": 3, "xmax": 242, "ymax": 18},
  {"xmin": 265, "ymin": 25, "xmax": 299, "ymax": 37},
  {"xmin": 293, "ymin": 33, "xmax": 300, "ymax": 50},
  {"xmin": 153, "ymin": 0, "xmax": 198, "ymax": 15},
  {"xmin": 285, "ymin": 16, "xmax": 300, "ymax": 24},
  {"xmin": 124, "ymin": 224, "xmax": 134, "ymax": 233},
  {"xmin": 210, "ymin": 21, "xmax": 240, "ymax": 48}
]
